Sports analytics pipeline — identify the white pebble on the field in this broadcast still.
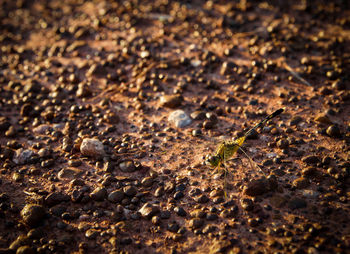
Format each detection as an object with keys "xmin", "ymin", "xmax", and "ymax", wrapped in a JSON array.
[
  {"xmin": 168, "ymin": 110, "xmax": 192, "ymax": 128},
  {"xmin": 80, "ymin": 138, "xmax": 105, "ymax": 158}
]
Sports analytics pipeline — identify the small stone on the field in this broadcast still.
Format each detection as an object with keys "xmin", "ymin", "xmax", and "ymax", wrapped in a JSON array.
[
  {"xmin": 244, "ymin": 178, "xmax": 269, "ymax": 196},
  {"xmin": 20, "ymin": 103, "xmax": 34, "ymax": 117},
  {"xmin": 103, "ymin": 111, "xmax": 119, "ymax": 124},
  {"xmin": 152, "ymin": 216, "xmax": 161, "ymax": 225},
  {"xmin": 45, "ymin": 192, "xmax": 69, "ymax": 207},
  {"xmin": 326, "ymin": 125, "xmax": 341, "ymax": 137},
  {"xmin": 240, "ymin": 198, "xmax": 254, "ymax": 211},
  {"xmin": 167, "ymin": 222, "xmax": 179, "ymax": 232},
  {"xmin": 289, "ymin": 116, "xmax": 303, "ymax": 126},
  {"xmin": 203, "ymin": 224, "xmax": 217, "ymax": 234},
  {"xmin": 21, "ymin": 204, "xmax": 46, "ymax": 227},
  {"xmin": 269, "ymin": 195, "xmax": 287, "ymax": 208},
  {"xmin": 293, "ymin": 177, "xmax": 310, "ymax": 189},
  {"xmin": 76, "ymin": 83, "xmax": 92, "ymax": 98},
  {"xmin": 123, "ymin": 186, "xmax": 137, "ymax": 197},
  {"xmin": 168, "ymin": 110, "xmax": 192, "ymax": 128},
  {"xmin": 206, "ymin": 213, "xmax": 218, "ymax": 220},
  {"xmin": 314, "ymin": 114, "xmax": 333, "ymax": 125},
  {"xmin": 173, "ymin": 191, "xmax": 184, "ymax": 200},
  {"xmin": 85, "ymin": 229, "xmax": 99, "ymax": 239},
  {"xmin": 288, "ymin": 197, "xmax": 307, "ymax": 210},
  {"xmin": 141, "ymin": 177, "xmax": 153, "ymax": 187},
  {"xmin": 33, "ymin": 124, "xmax": 51, "ymax": 135},
  {"xmin": 154, "ymin": 186, "xmax": 164, "ymax": 197},
  {"xmin": 90, "ymin": 187, "xmax": 107, "ymax": 201},
  {"xmin": 13, "ymin": 149, "xmax": 34, "ymax": 165},
  {"xmin": 190, "ymin": 111, "xmax": 206, "ymax": 120},
  {"xmin": 189, "ymin": 218, "xmax": 204, "ymax": 229},
  {"xmin": 174, "ymin": 207, "xmax": 187, "ymax": 217},
  {"xmin": 302, "ymin": 167, "xmax": 318, "ymax": 178},
  {"xmin": 16, "ymin": 245, "xmax": 35, "ymax": 254},
  {"xmin": 195, "ymin": 194, "xmax": 209, "ymax": 203},
  {"xmin": 58, "ymin": 167, "xmax": 83, "ymax": 180},
  {"xmin": 160, "ymin": 210, "xmax": 171, "ymax": 219},
  {"xmin": 302, "ymin": 155, "xmax": 320, "ymax": 165},
  {"xmin": 87, "ymin": 63, "xmax": 107, "ymax": 76},
  {"xmin": 23, "ymin": 80, "xmax": 41, "ymax": 94},
  {"xmin": 108, "ymin": 190, "xmax": 124, "ymax": 203},
  {"xmin": 9, "ymin": 235, "xmax": 30, "ymax": 251},
  {"xmin": 119, "ymin": 160, "xmax": 136, "ymax": 172},
  {"xmin": 12, "ymin": 172, "xmax": 23, "ymax": 182},
  {"xmin": 203, "ymin": 120, "xmax": 215, "ymax": 129},
  {"xmin": 0, "ymin": 116, "xmax": 11, "ymax": 131},
  {"xmin": 80, "ymin": 138, "xmax": 105, "ymax": 158},
  {"xmin": 159, "ymin": 95, "xmax": 183, "ymax": 108},
  {"xmin": 276, "ymin": 139, "xmax": 289, "ymax": 149},
  {"xmin": 302, "ymin": 190, "xmax": 319, "ymax": 199},
  {"xmin": 138, "ymin": 203, "xmax": 160, "ymax": 219},
  {"xmin": 27, "ymin": 228, "xmax": 44, "ymax": 239},
  {"xmin": 209, "ymin": 189, "xmax": 224, "ymax": 198},
  {"xmin": 331, "ymin": 80, "xmax": 346, "ymax": 90}
]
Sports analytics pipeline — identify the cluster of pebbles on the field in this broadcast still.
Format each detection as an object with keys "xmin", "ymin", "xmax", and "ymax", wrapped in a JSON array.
[{"xmin": 0, "ymin": 0, "xmax": 349, "ymax": 253}]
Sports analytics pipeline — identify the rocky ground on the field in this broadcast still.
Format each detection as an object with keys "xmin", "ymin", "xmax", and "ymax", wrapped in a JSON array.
[{"xmin": 0, "ymin": 0, "xmax": 350, "ymax": 253}]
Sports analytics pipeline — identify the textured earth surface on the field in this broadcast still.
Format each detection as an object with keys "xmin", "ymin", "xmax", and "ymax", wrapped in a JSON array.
[{"xmin": 0, "ymin": 0, "xmax": 350, "ymax": 253}]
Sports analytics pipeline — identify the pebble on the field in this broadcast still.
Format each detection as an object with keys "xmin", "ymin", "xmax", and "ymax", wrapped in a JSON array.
[
  {"xmin": 269, "ymin": 195, "xmax": 287, "ymax": 208},
  {"xmin": 12, "ymin": 172, "xmax": 23, "ymax": 182},
  {"xmin": 138, "ymin": 203, "xmax": 160, "ymax": 219},
  {"xmin": 152, "ymin": 216, "xmax": 161, "ymax": 225},
  {"xmin": 45, "ymin": 192, "xmax": 69, "ymax": 207},
  {"xmin": 173, "ymin": 191, "xmax": 184, "ymax": 200},
  {"xmin": 57, "ymin": 167, "xmax": 83, "ymax": 180},
  {"xmin": 289, "ymin": 116, "xmax": 303, "ymax": 126},
  {"xmin": 80, "ymin": 138, "xmax": 105, "ymax": 158},
  {"xmin": 119, "ymin": 161, "xmax": 136, "ymax": 173},
  {"xmin": 302, "ymin": 155, "xmax": 320, "ymax": 165},
  {"xmin": 314, "ymin": 114, "xmax": 333, "ymax": 125},
  {"xmin": 16, "ymin": 245, "xmax": 35, "ymax": 254},
  {"xmin": 13, "ymin": 149, "xmax": 34, "ymax": 165},
  {"xmin": 288, "ymin": 197, "xmax": 307, "ymax": 210},
  {"xmin": 189, "ymin": 218, "xmax": 204, "ymax": 229},
  {"xmin": 76, "ymin": 83, "xmax": 92, "ymax": 98},
  {"xmin": 292, "ymin": 177, "xmax": 310, "ymax": 189},
  {"xmin": 326, "ymin": 125, "xmax": 341, "ymax": 137},
  {"xmin": 244, "ymin": 178, "xmax": 270, "ymax": 196},
  {"xmin": 108, "ymin": 190, "xmax": 124, "ymax": 203},
  {"xmin": 190, "ymin": 111, "xmax": 206, "ymax": 120},
  {"xmin": 32, "ymin": 124, "xmax": 51, "ymax": 135},
  {"xmin": 159, "ymin": 95, "xmax": 183, "ymax": 108},
  {"xmin": 123, "ymin": 186, "xmax": 137, "ymax": 197},
  {"xmin": 168, "ymin": 110, "xmax": 192, "ymax": 128},
  {"xmin": 301, "ymin": 167, "xmax": 318, "ymax": 178},
  {"xmin": 160, "ymin": 210, "xmax": 171, "ymax": 219},
  {"xmin": 331, "ymin": 80, "xmax": 346, "ymax": 90},
  {"xmin": 0, "ymin": 116, "xmax": 11, "ymax": 131},
  {"xmin": 194, "ymin": 194, "xmax": 209, "ymax": 203},
  {"xmin": 276, "ymin": 139, "xmax": 289, "ymax": 149},
  {"xmin": 85, "ymin": 229, "xmax": 99, "ymax": 239},
  {"xmin": 302, "ymin": 190, "xmax": 319, "ymax": 199},
  {"xmin": 141, "ymin": 177, "xmax": 153, "ymax": 187},
  {"xmin": 90, "ymin": 187, "xmax": 107, "ymax": 201},
  {"xmin": 9, "ymin": 235, "xmax": 30, "ymax": 251},
  {"xmin": 174, "ymin": 207, "xmax": 187, "ymax": 217},
  {"xmin": 240, "ymin": 198, "xmax": 254, "ymax": 211},
  {"xmin": 167, "ymin": 222, "xmax": 179, "ymax": 232},
  {"xmin": 20, "ymin": 204, "xmax": 46, "ymax": 227}
]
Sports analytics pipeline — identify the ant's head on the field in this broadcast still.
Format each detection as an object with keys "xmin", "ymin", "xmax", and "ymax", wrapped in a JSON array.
[{"xmin": 205, "ymin": 154, "xmax": 220, "ymax": 167}]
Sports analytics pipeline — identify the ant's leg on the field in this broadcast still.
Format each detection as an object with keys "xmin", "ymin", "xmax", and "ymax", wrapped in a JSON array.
[
  {"xmin": 238, "ymin": 147, "xmax": 267, "ymax": 175},
  {"xmin": 223, "ymin": 163, "xmax": 228, "ymax": 198}
]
